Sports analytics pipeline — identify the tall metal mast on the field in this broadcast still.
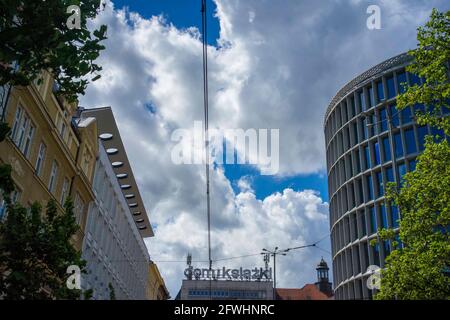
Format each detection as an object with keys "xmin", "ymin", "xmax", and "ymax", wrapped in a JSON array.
[{"xmin": 201, "ymin": 0, "xmax": 213, "ymax": 299}]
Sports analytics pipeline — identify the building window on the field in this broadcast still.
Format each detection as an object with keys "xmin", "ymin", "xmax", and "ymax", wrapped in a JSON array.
[
  {"xmin": 386, "ymin": 166, "xmax": 394, "ymax": 183},
  {"xmin": 380, "ymin": 203, "xmax": 388, "ymax": 229},
  {"xmin": 14, "ymin": 111, "xmax": 29, "ymax": 149},
  {"xmin": 387, "ymin": 76, "xmax": 395, "ymax": 99},
  {"xmin": 431, "ymin": 127, "xmax": 446, "ymax": 142},
  {"xmin": 373, "ymin": 142, "xmax": 380, "ymax": 166},
  {"xmin": 82, "ymin": 150, "xmax": 92, "ymax": 178},
  {"xmin": 368, "ymin": 114, "xmax": 376, "ymax": 137},
  {"xmin": 389, "ymin": 104, "xmax": 399, "ymax": 127},
  {"xmin": 366, "ymin": 175, "xmax": 373, "ymax": 201},
  {"xmin": 0, "ymin": 189, "xmax": 21, "ymax": 221},
  {"xmin": 373, "ymin": 243, "xmax": 380, "ymax": 266},
  {"xmin": 390, "ymin": 205, "xmax": 399, "ymax": 228},
  {"xmin": 22, "ymin": 123, "xmax": 35, "ymax": 158},
  {"xmin": 355, "ymin": 149, "xmax": 361, "ymax": 174},
  {"xmin": 382, "ymin": 137, "xmax": 391, "ymax": 162},
  {"xmin": 60, "ymin": 177, "xmax": 70, "ymax": 205},
  {"xmin": 405, "ymin": 128, "xmax": 417, "ymax": 155},
  {"xmin": 353, "ymin": 122, "xmax": 359, "ymax": 145},
  {"xmin": 11, "ymin": 106, "xmax": 35, "ymax": 158},
  {"xmin": 343, "ymin": 102, "xmax": 349, "ymax": 123},
  {"xmin": 0, "ymin": 193, "xmax": 7, "ymax": 221},
  {"xmin": 376, "ymin": 171, "xmax": 383, "ymax": 197},
  {"xmin": 417, "ymin": 126, "xmax": 428, "ymax": 151},
  {"xmin": 394, "ymin": 133, "xmax": 403, "ymax": 158},
  {"xmin": 0, "ymin": 85, "xmax": 7, "ymax": 116},
  {"xmin": 401, "ymin": 107, "xmax": 413, "ymax": 125},
  {"xmin": 397, "ymin": 72, "xmax": 407, "ymax": 94},
  {"xmin": 414, "ymin": 103, "xmax": 426, "ymax": 115},
  {"xmin": 398, "ymin": 163, "xmax": 407, "ymax": 183},
  {"xmin": 369, "ymin": 206, "xmax": 377, "ymax": 234},
  {"xmin": 409, "ymin": 72, "xmax": 421, "ymax": 86},
  {"xmin": 35, "ymin": 142, "xmax": 46, "ymax": 176},
  {"xmin": 409, "ymin": 160, "xmax": 417, "ymax": 172},
  {"xmin": 379, "ymin": 107, "xmax": 388, "ymax": 132},
  {"xmin": 384, "ymin": 240, "xmax": 391, "ymax": 258},
  {"xmin": 60, "ymin": 122, "xmax": 66, "ymax": 139},
  {"xmin": 368, "ymin": 86, "xmax": 374, "ymax": 108},
  {"xmin": 11, "ymin": 105, "xmax": 23, "ymax": 142},
  {"xmin": 351, "ymin": 96, "xmax": 356, "ymax": 117},
  {"xmin": 363, "ymin": 242, "xmax": 369, "ymax": 271},
  {"xmin": 357, "ymin": 179, "xmax": 363, "ymax": 205},
  {"xmin": 359, "ymin": 91, "xmax": 366, "ymax": 111},
  {"xmin": 360, "ymin": 212, "xmax": 367, "ymax": 237},
  {"xmin": 364, "ymin": 145, "xmax": 371, "ymax": 170},
  {"xmin": 74, "ymin": 192, "xmax": 85, "ymax": 225},
  {"xmin": 48, "ymin": 160, "xmax": 59, "ymax": 193},
  {"xmin": 376, "ymin": 81, "xmax": 384, "ymax": 102},
  {"xmin": 352, "ymin": 213, "xmax": 358, "ymax": 241}
]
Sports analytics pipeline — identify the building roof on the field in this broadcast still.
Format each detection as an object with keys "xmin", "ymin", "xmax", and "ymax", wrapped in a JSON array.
[
  {"xmin": 79, "ymin": 106, "xmax": 154, "ymax": 238},
  {"xmin": 276, "ymin": 284, "xmax": 330, "ymax": 300},
  {"xmin": 317, "ymin": 257, "xmax": 328, "ymax": 269},
  {"xmin": 324, "ymin": 52, "xmax": 412, "ymax": 126}
]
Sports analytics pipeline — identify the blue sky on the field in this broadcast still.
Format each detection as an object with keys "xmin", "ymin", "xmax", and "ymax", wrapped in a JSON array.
[
  {"xmin": 114, "ymin": 0, "xmax": 221, "ymax": 45},
  {"xmin": 223, "ymin": 164, "xmax": 328, "ymax": 201}
]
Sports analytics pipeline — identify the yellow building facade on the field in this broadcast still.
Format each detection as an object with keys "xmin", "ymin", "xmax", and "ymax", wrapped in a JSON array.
[
  {"xmin": 0, "ymin": 72, "xmax": 97, "ymax": 249},
  {"xmin": 147, "ymin": 261, "xmax": 170, "ymax": 300}
]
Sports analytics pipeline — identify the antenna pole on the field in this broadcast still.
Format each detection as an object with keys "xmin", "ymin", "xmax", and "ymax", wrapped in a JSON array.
[{"xmin": 201, "ymin": 0, "xmax": 212, "ymax": 300}]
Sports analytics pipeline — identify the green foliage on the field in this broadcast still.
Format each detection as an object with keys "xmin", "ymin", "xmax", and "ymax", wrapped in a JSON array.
[
  {"xmin": 0, "ymin": 198, "xmax": 88, "ymax": 299},
  {"xmin": 0, "ymin": 121, "xmax": 10, "ymax": 142},
  {"xmin": 0, "ymin": 163, "xmax": 14, "ymax": 196},
  {"xmin": 0, "ymin": 0, "xmax": 107, "ymax": 101},
  {"xmin": 108, "ymin": 282, "xmax": 116, "ymax": 300},
  {"xmin": 396, "ymin": 9, "xmax": 450, "ymax": 135},
  {"xmin": 375, "ymin": 139, "xmax": 450, "ymax": 299},
  {"xmin": 83, "ymin": 288, "xmax": 94, "ymax": 300},
  {"xmin": 374, "ymin": 8, "xmax": 450, "ymax": 300}
]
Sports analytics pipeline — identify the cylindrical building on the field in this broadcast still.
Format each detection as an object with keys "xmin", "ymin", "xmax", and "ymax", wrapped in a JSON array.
[{"xmin": 324, "ymin": 53, "xmax": 447, "ymax": 300}]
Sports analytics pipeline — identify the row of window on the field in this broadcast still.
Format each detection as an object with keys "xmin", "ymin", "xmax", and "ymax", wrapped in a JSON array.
[
  {"xmin": 333, "ymin": 277, "xmax": 372, "ymax": 300},
  {"xmin": 10, "ymin": 105, "xmax": 84, "ymax": 212},
  {"xmin": 328, "ymin": 124, "xmax": 431, "ymax": 198},
  {"xmin": 327, "ymin": 103, "xmax": 448, "ymax": 171},
  {"xmin": 325, "ymin": 70, "xmax": 422, "ymax": 144},
  {"xmin": 83, "ymin": 159, "xmax": 148, "ymax": 300},
  {"xmin": 188, "ymin": 290, "xmax": 266, "ymax": 299},
  {"xmin": 329, "ymin": 159, "xmax": 417, "ymax": 226},
  {"xmin": 326, "ymin": 104, "xmax": 435, "ymax": 172},
  {"xmin": 333, "ymin": 235, "xmax": 401, "ymax": 288},
  {"xmin": 331, "ymin": 201, "xmax": 400, "ymax": 254}
]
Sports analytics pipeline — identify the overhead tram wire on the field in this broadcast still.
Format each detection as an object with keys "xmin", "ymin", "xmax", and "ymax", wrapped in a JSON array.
[
  {"xmin": 151, "ymin": 234, "xmax": 332, "ymax": 263},
  {"xmin": 201, "ymin": 0, "xmax": 213, "ymax": 300}
]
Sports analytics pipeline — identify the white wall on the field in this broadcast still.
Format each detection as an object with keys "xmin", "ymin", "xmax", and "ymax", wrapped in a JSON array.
[{"xmin": 81, "ymin": 143, "xmax": 149, "ymax": 300}]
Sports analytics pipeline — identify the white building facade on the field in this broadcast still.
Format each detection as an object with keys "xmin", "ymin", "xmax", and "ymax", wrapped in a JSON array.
[{"xmin": 79, "ymin": 107, "xmax": 153, "ymax": 300}]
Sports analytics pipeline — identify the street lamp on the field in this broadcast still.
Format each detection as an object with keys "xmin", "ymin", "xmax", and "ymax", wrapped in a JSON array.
[{"xmin": 261, "ymin": 246, "xmax": 306, "ymax": 300}]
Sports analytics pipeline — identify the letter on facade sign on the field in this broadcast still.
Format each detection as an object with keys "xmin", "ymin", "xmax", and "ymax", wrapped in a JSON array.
[{"xmin": 184, "ymin": 267, "xmax": 193, "ymax": 279}]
